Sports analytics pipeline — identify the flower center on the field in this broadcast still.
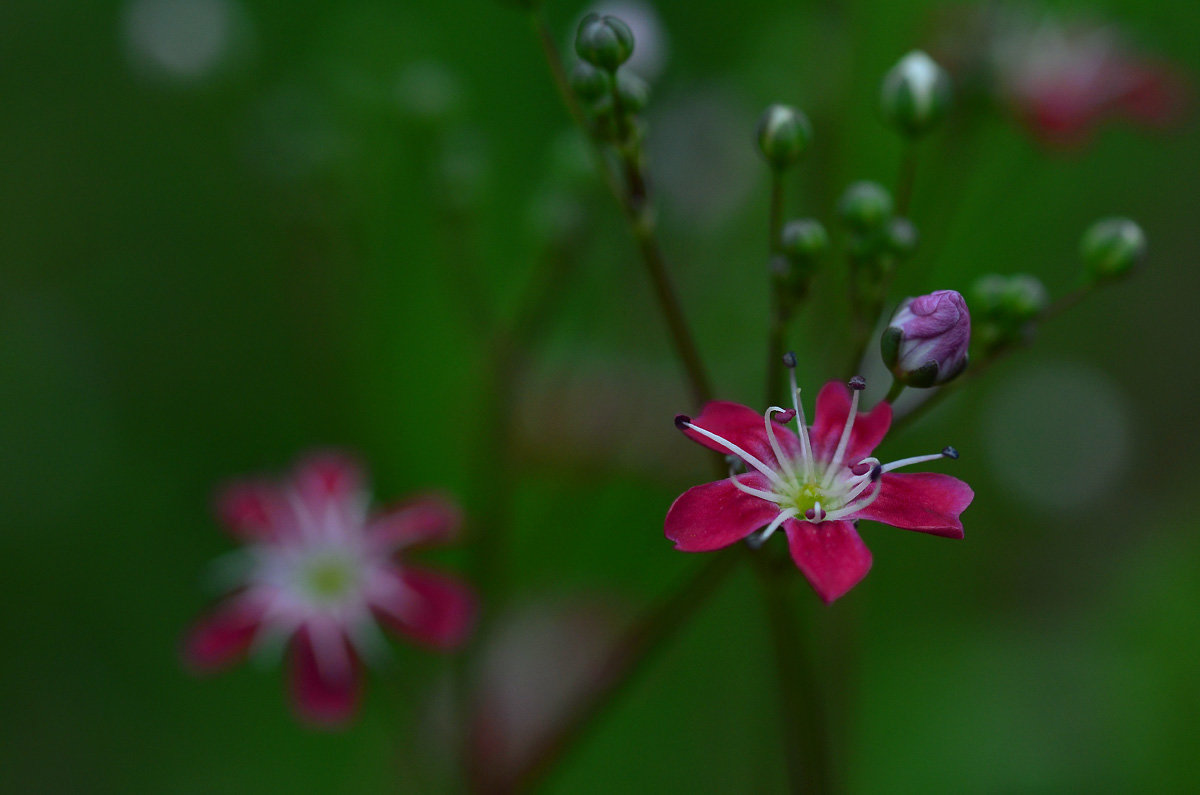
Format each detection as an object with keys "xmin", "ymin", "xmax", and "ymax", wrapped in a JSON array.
[{"xmin": 301, "ymin": 553, "xmax": 359, "ymax": 603}]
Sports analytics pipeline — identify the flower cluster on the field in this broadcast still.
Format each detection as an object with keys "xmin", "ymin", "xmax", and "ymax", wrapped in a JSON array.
[{"xmin": 183, "ymin": 453, "xmax": 476, "ymax": 726}]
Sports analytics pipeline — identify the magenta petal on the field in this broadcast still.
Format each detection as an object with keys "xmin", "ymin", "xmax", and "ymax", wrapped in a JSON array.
[
  {"xmin": 292, "ymin": 451, "xmax": 365, "ymax": 507},
  {"xmin": 783, "ymin": 519, "xmax": 873, "ymax": 604},
  {"xmin": 374, "ymin": 569, "xmax": 477, "ymax": 650},
  {"xmin": 182, "ymin": 598, "xmax": 262, "ymax": 672},
  {"xmin": 681, "ymin": 401, "xmax": 801, "ymax": 470},
  {"xmin": 287, "ymin": 630, "xmax": 361, "ymax": 727},
  {"xmin": 664, "ymin": 475, "xmax": 781, "ymax": 552},
  {"xmin": 214, "ymin": 480, "xmax": 286, "ymax": 540},
  {"xmin": 809, "ymin": 382, "xmax": 892, "ymax": 466},
  {"xmin": 367, "ymin": 494, "xmax": 462, "ymax": 551},
  {"xmin": 853, "ymin": 473, "xmax": 973, "ymax": 538}
]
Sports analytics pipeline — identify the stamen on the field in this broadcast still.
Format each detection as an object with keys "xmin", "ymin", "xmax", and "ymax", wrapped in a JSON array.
[
  {"xmin": 880, "ymin": 448, "xmax": 957, "ymax": 473},
  {"xmin": 824, "ymin": 479, "xmax": 883, "ymax": 520},
  {"xmin": 678, "ymin": 418, "xmax": 789, "ymax": 489},
  {"xmin": 850, "ymin": 461, "xmax": 872, "ymax": 477},
  {"xmin": 749, "ymin": 507, "xmax": 799, "ymax": 547},
  {"xmin": 785, "ymin": 355, "xmax": 816, "ymax": 481},
  {"xmin": 727, "ymin": 470, "xmax": 787, "ymax": 504},
  {"xmin": 821, "ymin": 377, "xmax": 865, "ymax": 489},
  {"xmin": 804, "ymin": 501, "xmax": 826, "ymax": 522},
  {"xmin": 772, "ymin": 409, "xmax": 797, "ymax": 424},
  {"xmin": 764, "ymin": 407, "xmax": 799, "ymax": 483}
]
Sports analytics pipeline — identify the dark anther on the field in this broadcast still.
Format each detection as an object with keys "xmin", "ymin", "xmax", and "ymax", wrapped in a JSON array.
[
  {"xmin": 942, "ymin": 446, "xmax": 959, "ymax": 459},
  {"xmin": 773, "ymin": 409, "xmax": 797, "ymax": 424},
  {"xmin": 848, "ymin": 375, "xmax": 867, "ymax": 391},
  {"xmin": 782, "ymin": 351, "xmax": 798, "ymax": 368},
  {"xmin": 850, "ymin": 462, "xmax": 872, "ymax": 476},
  {"xmin": 674, "ymin": 414, "xmax": 691, "ymax": 429},
  {"xmin": 870, "ymin": 463, "xmax": 883, "ymax": 481}
]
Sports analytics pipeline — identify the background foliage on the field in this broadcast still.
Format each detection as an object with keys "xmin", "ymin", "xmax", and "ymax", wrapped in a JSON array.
[{"xmin": 3, "ymin": 0, "xmax": 1199, "ymax": 790}]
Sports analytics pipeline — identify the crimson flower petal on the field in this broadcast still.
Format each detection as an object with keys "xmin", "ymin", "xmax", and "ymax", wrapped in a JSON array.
[
  {"xmin": 681, "ymin": 401, "xmax": 802, "ymax": 471},
  {"xmin": 809, "ymin": 382, "xmax": 892, "ymax": 467},
  {"xmin": 214, "ymin": 480, "xmax": 286, "ymax": 541},
  {"xmin": 287, "ymin": 630, "xmax": 361, "ymax": 727},
  {"xmin": 373, "ymin": 569, "xmax": 477, "ymax": 650},
  {"xmin": 664, "ymin": 474, "xmax": 781, "ymax": 552},
  {"xmin": 292, "ymin": 451, "xmax": 365, "ymax": 508},
  {"xmin": 182, "ymin": 598, "xmax": 262, "ymax": 672},
  {"xmin": 853, "ymin": 473, "xmax": 973, "ymax": 538},
  {"xmin": 366, "ymin": 494, "xmax": 462, "ymax": 551},
  {"xmin": 783, "ymin": 519, "xmax": 873, "ymax": 604}
]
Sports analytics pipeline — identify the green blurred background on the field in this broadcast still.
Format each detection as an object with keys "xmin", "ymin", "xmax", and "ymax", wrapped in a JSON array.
[{"xmin": 3, "ymin": 0, "xmax": 1199, "ymax": 791}]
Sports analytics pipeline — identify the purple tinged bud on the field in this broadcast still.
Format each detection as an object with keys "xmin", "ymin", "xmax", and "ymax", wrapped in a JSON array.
[{"xmin": 882, "ymin": 289, "xmax": 971, "ymax": 387}]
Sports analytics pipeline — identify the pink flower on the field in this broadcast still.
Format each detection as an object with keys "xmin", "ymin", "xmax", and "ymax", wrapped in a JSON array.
[
  {"xmin": 665, "ymin": 369, "xmax": 973, "ymax": 603},
  {"xmin": 183, "ymin": 452, "xmax": 477, "ymax": 726},
  {"xmin": 992, "ymin": 16, "xmax": 1187, "ymax": 146}
]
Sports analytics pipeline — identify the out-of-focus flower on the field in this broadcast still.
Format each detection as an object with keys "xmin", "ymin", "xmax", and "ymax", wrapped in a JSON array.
[
  {"xmin": 667, "ymin": 370, "xmax": 972, "ymax": 603},
  {"xmin": 467, "ymin": 599, "xmax": 621, "ymax": 790},
  {"xmin": 183, "ymin": 452, "xmax": 476, "ymax": 726},
  {"xmin": 122, "ymin": 0, "xmax": 252, "ymax": 84},
  {"xmin": 935, "ymin": 5, "xmax": 1187, "ymax": 146},
  {"xmin": 881, "ymin": 290, "xmax": 971, "ymax": 388}
]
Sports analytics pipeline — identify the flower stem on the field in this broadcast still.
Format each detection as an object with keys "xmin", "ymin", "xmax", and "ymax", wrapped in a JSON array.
[
  {"xmin": 895, "ymin": 144, "xmax": 918, "ymax": 218},
  {"xmin": 529, "ymin": 9, "xmax": 714, "ymax": 407},
  {"xmin": 766, "ymin": 170, "xmax": 788, "ymax": 405},
  {"xmin": 508, "ymin": 548, "xmax": 745, "ymax": 791},
  {"xmin": 753, "ymin": 554, "xmax": 834, "ymax": 794},
  {"xmin": 884, "ymin": 378, "xmax": 905, "ymax": 405}
]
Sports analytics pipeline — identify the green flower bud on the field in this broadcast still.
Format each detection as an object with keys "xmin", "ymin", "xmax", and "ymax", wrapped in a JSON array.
[
  {"xmin": 1080, "ymin": 217, "xmax": 1145, "ymax": 282},
  {"xmin": 575, "ymin": 14, "xmax": 635, "ymax": 72},
  {"xmin": 780, "ymin": 218, "xmax": 828, "ymax": 262},
  {"xmin": 615, "ymin": 71, "xmax": 650, "ymax": 114},
  {"xmin": 570, "ymin": 61, "xmax": 612, "ymax": 103},
  {"xmin": 756, "ymin": 104, "xmax": 812, "ymax": 171},
  {"xmin": 969, "ymin": 273, "xmax": 1049, "ymax": 352},
  {"xmin": 884, "ymin": 217, "xmax": 919, "ymax": 258},
  {"xmin": 880, "ymin": 50, "xmax": 951, "ymax": 137},
  {"xmin": 837, "ymin": 181, "xmax": 893, "ymax": 233}
]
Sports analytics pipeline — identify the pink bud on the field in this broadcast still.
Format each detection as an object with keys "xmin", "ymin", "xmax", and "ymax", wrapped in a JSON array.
[{"xmin": 882, "ymin": 290, "xmax": 971, "ymax": 387}]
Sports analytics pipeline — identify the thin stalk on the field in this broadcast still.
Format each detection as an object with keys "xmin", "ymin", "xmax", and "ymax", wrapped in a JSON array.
[
  {"xmin": 884, "ymin": 378, "xmax": 905, "ymax": 405},
  {"xmin": 895, "ymin": 145, "xmax": 918, "ymax": 218},
  {"xmin": 765, "ymin": 171, "xmax": 788, "ymax": 405},
  {"xmin": 530, "ymin": 8, "xmax": 713, "ymax": 407},
  {"xmin": 753, "ymin": 555, "xmax": 833, "ymax": 794},
  {"xmin": 508, "ymin": 549, "xmax": 745, "ymax": 791}
]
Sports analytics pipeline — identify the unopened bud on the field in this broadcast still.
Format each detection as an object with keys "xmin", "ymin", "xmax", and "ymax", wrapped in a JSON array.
[
  {"xmin": 756, "ymin": 104, "xmax": 812, "ymax": 171},
  {"xmin": 884, "ymin": 217, "xmax": 919, "ymax": 258},
  {"xmin": 615, "ymin": 70, "xmax": 650, "ymax": 113},
  {"xmin": 881, "ymin": 289, "xmax": 971, "ymax": 388},
  {"xmin": 837, "ymin": 181, "xmax": 893, "ymax": 233},
  {"xmin": 1080, "ymin": 217, "xmax": 1145, "ymax": 282},
  {"xmin": 576, "ymin": 14, "xmax": 635, "ymax": 72},
  {"xmin": 780, "ymin": 218, "xmax": 828, "ymax": 262},
  {"xmin": 570, "ymin": 61, "xmax": 612, "ymax": 103},
  {"xmin": 880, "ymin": 50, "xmax": 951, "ymax": 137}
]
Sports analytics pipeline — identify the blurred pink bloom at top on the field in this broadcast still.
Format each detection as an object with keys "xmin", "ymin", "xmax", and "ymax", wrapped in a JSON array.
[
  {"xmin": 987, "ymin": 10, "xmax": 1188, "ymax": 145},
  {"xmin": 183, "ymin": 452, "xmax": 476, "ymax": 727}
]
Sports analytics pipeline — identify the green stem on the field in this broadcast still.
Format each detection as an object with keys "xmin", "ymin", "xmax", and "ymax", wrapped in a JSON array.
[
  {"xmin": 508, "ymin": 549, "xmax": 745, "ymax": 791},
  {"xmin": 766, "ymin": 170, "xmax": 788, "ymax": 405},
  {"xmin": 884, "ymin": 378, "xmax": 905, "ymax": 405},
  {"xmin": 895, "ymin": 145, "xmax": 917, "ymax": 218},
  {"xmin": 532, "ymin": 8, "xmax": 713, "ymax": 408},
  {"xmin": 753, "ymin": 555, "xmax": 833, "ymax": 794}
]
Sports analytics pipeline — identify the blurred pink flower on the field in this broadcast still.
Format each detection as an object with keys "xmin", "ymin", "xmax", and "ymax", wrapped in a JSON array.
[
  {"xmin": 937, "ymin": 5, "xmax": 1188, "ymax": 147},
  {"xmin": 667, "ymin": 377, "xmax": 973, "ymax": 602},
  {"xmin": 183, "ymin": 452, "xmax": 476, "ymax": 726}
]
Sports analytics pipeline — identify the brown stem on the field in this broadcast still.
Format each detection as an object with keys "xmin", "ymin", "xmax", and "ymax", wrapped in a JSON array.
[{"xmin": 507, "ymin": 549, "xmax": 745, "ymax": 791}]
